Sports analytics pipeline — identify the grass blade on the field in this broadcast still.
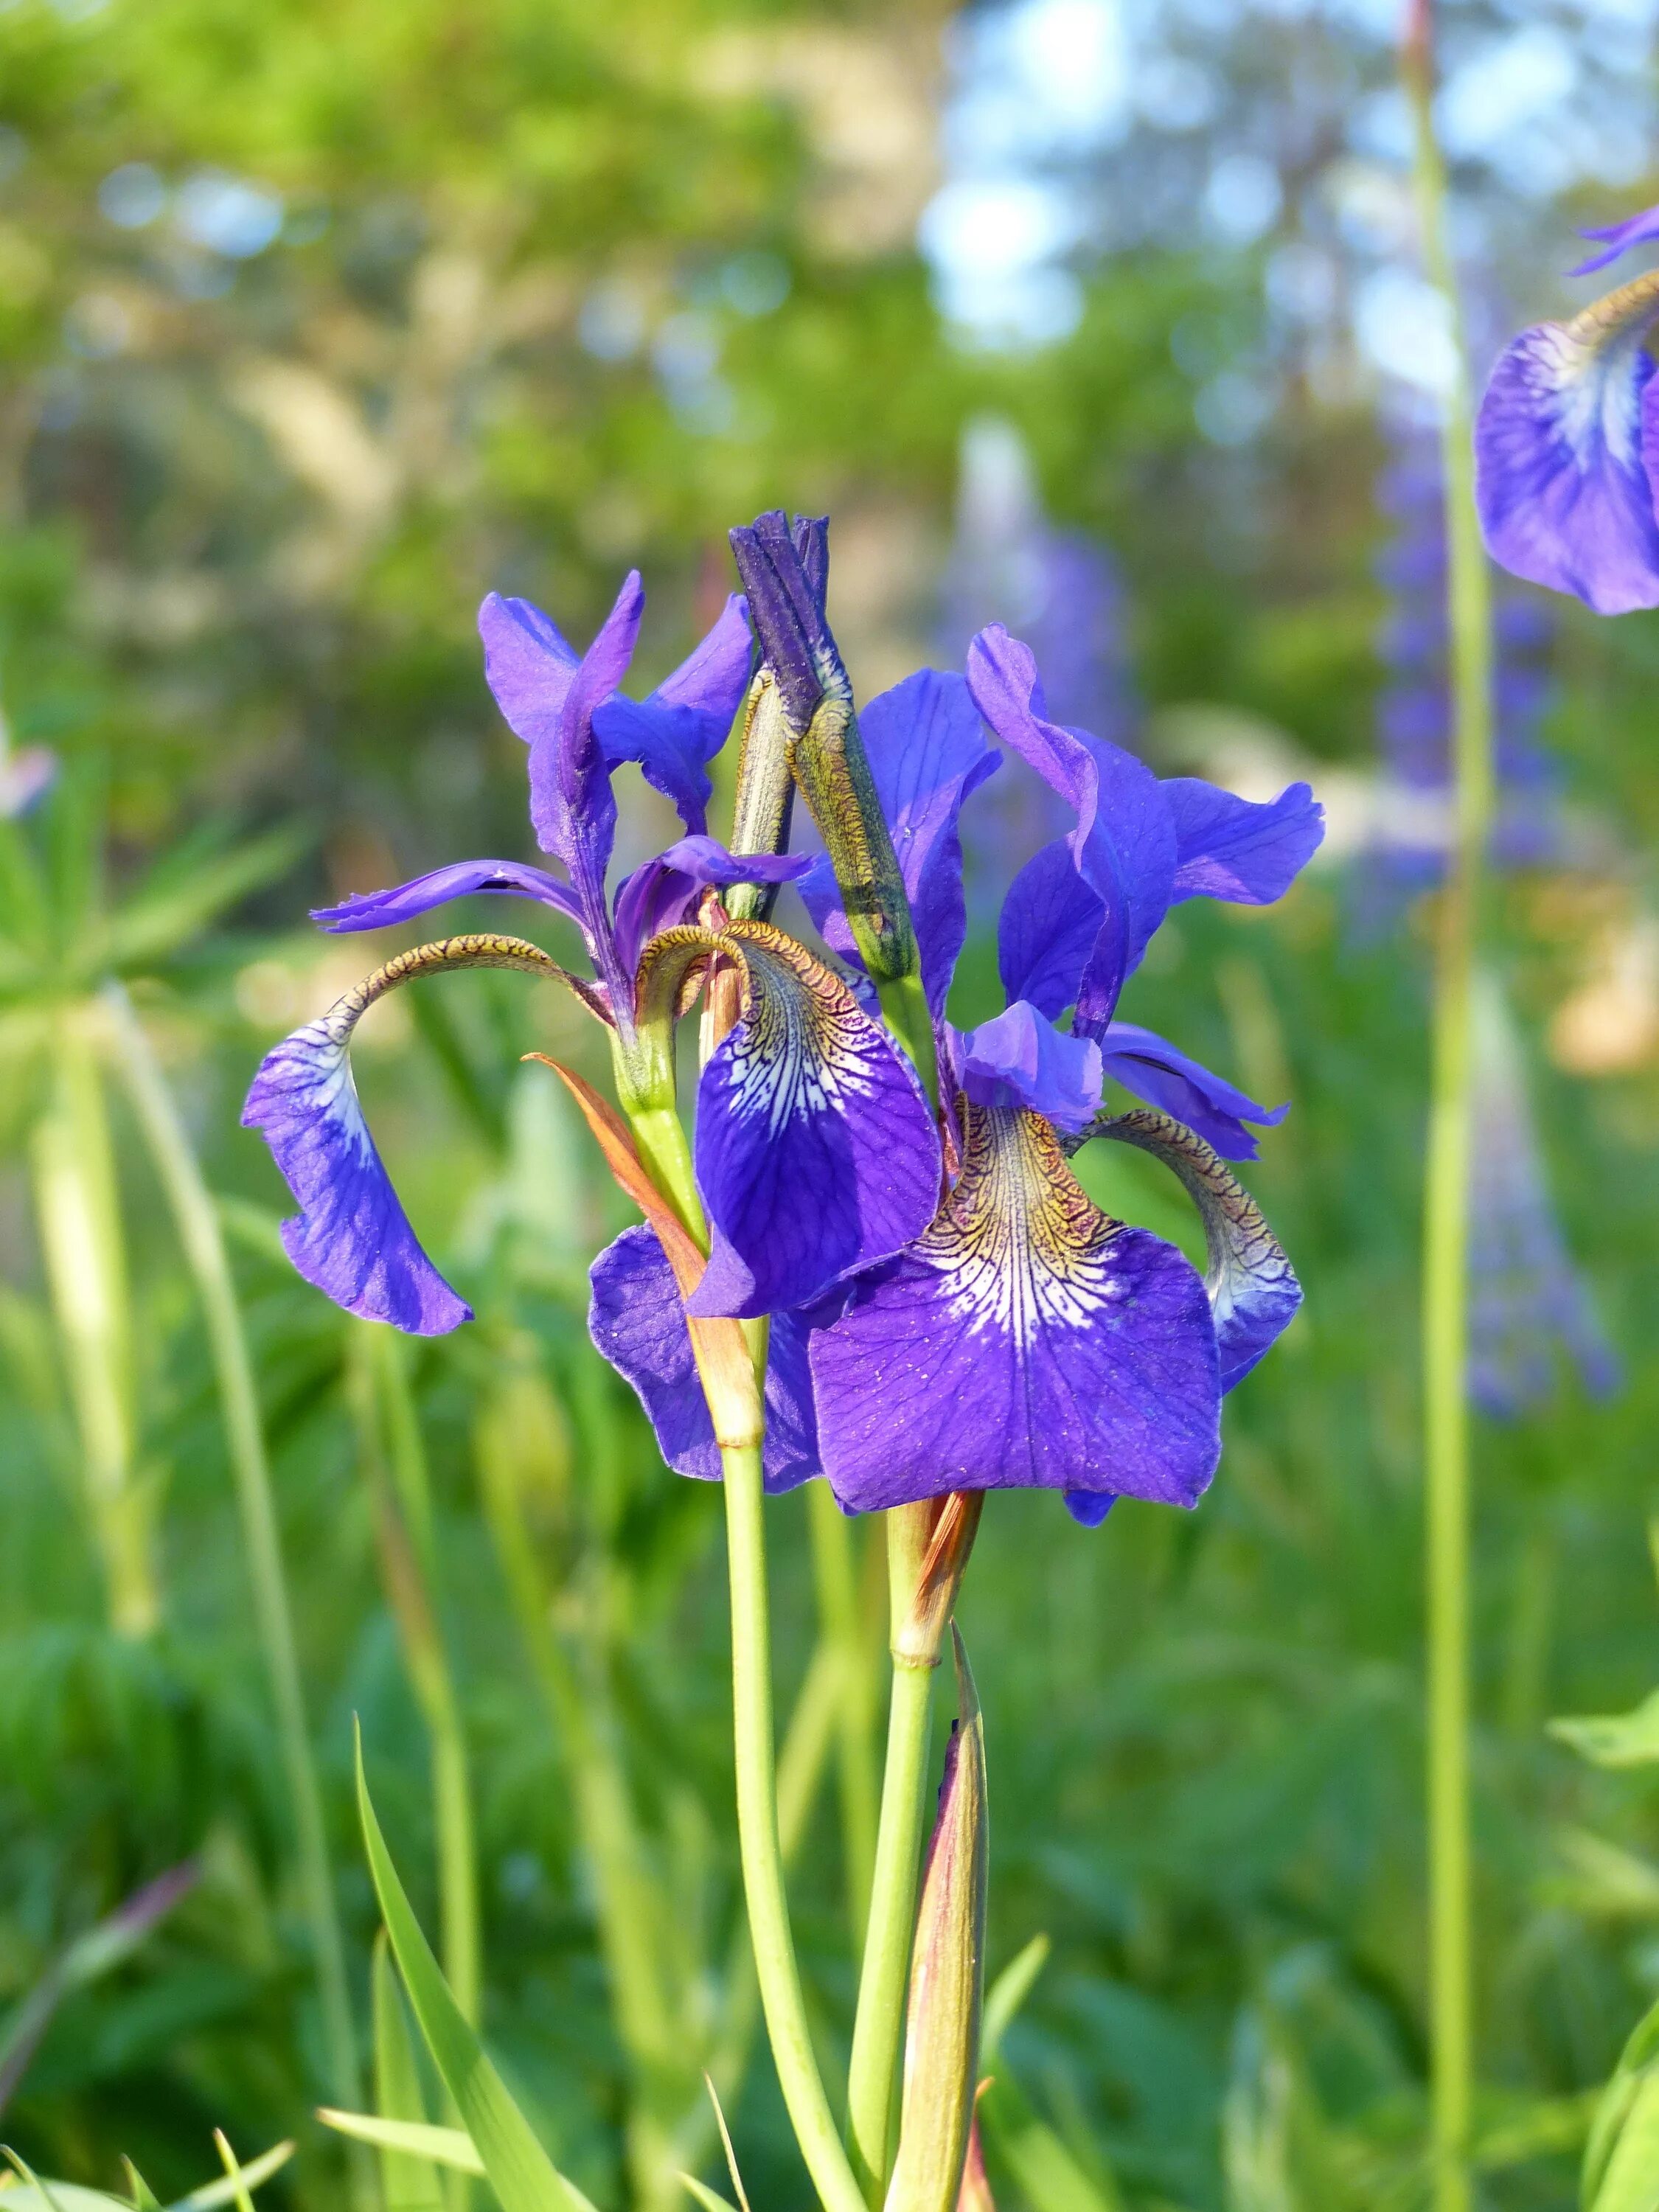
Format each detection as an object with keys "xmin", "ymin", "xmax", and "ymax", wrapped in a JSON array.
[
  {"xmin": 372, "ymin": 1933, "xmax": 446, "ymax": 2212},
  {"xmin": 318, "ymin": 2116, "xmax": 484, "ymax": 2177},
  {"xmin": 355, "ymin": 1725, "xmax": 594, "ymax": 2212}
]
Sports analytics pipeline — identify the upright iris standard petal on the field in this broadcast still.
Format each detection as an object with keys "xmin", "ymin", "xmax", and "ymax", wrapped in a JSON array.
[
  {"xmin": 611, "ymin": 837, "xmax": 812, "ymax": 980},
  {"xmin": 588, "ymin": 1225, "xmax": 819, "ymax": 1489},
  {"xmin": 669, "ymin": 922, "xmax": 942, "ymax": 1321},
  {"xmin": 994, "ymin": 838, "xmax": 1107, "ymax": 1020},
  {"xmin": 967, "ymin": 625, "xmax": 1176, "ymax": 1032},
  {"xmin": 313, "ymin": 858, "xmax": 588, "ymax": 938},
  {"xmin": 479, "ymin": 574, "xmax": 643, "ymax": 902},
  {"xmin": 1096, "ymin": 1022, "xmax": 1286, "ymax": 1161},
  {"xmin": 956, "ymin": 1001, "xmax": 1102, "ymax": 1135},
  {"xmin": 1475, "ymin": 271, "xmax": 1659, "ymax": 613},
  {"xmin": 1164, "ymin": 779, "xmax": 1324, "ymax": 905},
  {"xmin": 592, "ymin": 594, "xmax": 754, "ymax": 833},
  {"xmin": 1086, "ymin": 1107, "xmax": 1301, "ymax": 1391},
  {"xmin": 1570, "ymin": 203, "xmax": 1659, "ymax": 278},
  {"xmin": 810, "ymin": 1102, "xmax": 1220, "ymax": 1514},
  {"xmin": 799, "ymin": 669, "xmax": 1000, "ymax": 1015}
]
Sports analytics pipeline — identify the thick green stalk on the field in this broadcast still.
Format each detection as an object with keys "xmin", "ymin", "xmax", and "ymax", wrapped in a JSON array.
[
  {"xmin": 350, "ymin": 1329, "xmax": 481, "ymax": 2032},
  {"xmin": 722, "ymin": 1438, "xmax": 869, "ymax": 2212},
  {"xmin": 807, "ymin": 1482, "xmax": 880, "ymax": 1945},
  {"xmin": 31, "ymin": 1012, "xmax": 156, "ymax": 1637},
  {"xmin": 845, "ymin": 1571, "xmax": 934, "ymax": 2205},
  {"xmin": 100, "ymin": 986, "xmax": 360, "ymax": 2112},
  {"xmin": 1403, "ymin": 11, "xmax": 1495, "ymax": 2211}
]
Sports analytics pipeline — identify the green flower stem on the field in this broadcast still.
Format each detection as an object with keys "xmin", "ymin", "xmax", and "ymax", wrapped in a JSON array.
[
  {"xmin": 1403, "ymin": 11, "xmax": 1495, "ymax": 2211},
  {"xmin": 100, "ymin": 985, "xmax": 361, "ymax": 2112},
  {"xmin": 721, "ymin": 1436, "xmax": 869, "ymax": 2212},
  {"xmin": 349, "ymin": 1328, "xmax": 481, "ymax": 2031},
  {"xmin": 845, "ymin": 1641, "xmax": 933, "ymax": 2205},
  {"xmin": 874, "ymin": 973, "xmax": 939, "ymax": 1113},
  {"xmin": 32, "ymin": 1010, "xmax": 157, "ymax": 1638}
]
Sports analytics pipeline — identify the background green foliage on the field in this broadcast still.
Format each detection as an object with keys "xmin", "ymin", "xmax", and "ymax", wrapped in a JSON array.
[{"xmin": 4, "ymin": 3, "xmax": 1659, "ymax": 2211}]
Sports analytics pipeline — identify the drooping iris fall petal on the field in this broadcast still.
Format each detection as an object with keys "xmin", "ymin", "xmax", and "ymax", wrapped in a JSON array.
[
  {"xmin": 809, "ymin": 1101, "xmax": 1220, "ymax": 1514},
  {"xmin": 588, "ymin": 1224, "xmax": 820, "ymax": 1489},
  {"xmin": 242, "ymin": 935, "xmax": 583, "ymax": 1336},
  {"xmin": 675, "ymin": 922, "xmax": 942, "ymax": 1320},
  {"xmin": 1475, "ymin": 271, "xmax": 1659, "ymax": 614},
  {"xmin": 1085, "ymin": 1107, "xmax": 1301, "ymax": 1391}
]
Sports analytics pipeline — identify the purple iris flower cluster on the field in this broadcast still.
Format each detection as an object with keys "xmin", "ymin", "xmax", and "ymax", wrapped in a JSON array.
[{"xmin": 244, "ymin": 514, "xmax": 1324, "ymax": 1526}]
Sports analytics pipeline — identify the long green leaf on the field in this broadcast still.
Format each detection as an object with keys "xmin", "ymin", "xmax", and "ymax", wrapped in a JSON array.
[
  {"xmin": 318, "ymin": 2115, "xmax": 483, "ymax": 2178},
  {"xmin": 675, "ymin": 2182, "xmax": 736, "ymax": 2212},
  {"xmin": 355, "ymin": 1727, "xmax": 594, "ymax": 2212},
  {"xmin": 372, "ymin": 1934, "xmax": 445, "ymax": 2212}
]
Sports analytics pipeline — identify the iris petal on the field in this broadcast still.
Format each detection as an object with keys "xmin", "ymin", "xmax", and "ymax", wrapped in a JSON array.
[
  {"xmin": 611, "ymin": 837, "xmax": 811, "ymax": 980},
  {"xmin": 313, "ymin": 858, "xmax": 587, "ymax": 938},
  {"xmin": 1475, "ymin": 272, "xmax": 1659, "ymax": 614},
  {"xmin": 479, "ymin": 575, "xmax": 642, "ymax": 918},
  {"xmin": 967, "ymin": 625, "xmax": 1176, "ymax": 1033},
  {"xmin": 1096, "ymin": 1021, "xmax": 1286, "ymax": 1161},
  {"xmin": 996, "ymin": 838, "xmax": 1106, "ymax": 1019},
  {"xmin": 592, "ymin": 594, "xmax": 754, "ymax": 833},
  {"xmin": 956, "ymin": 1001, "xmax": 1102, "ymax": 1134},
  {"xmin": 1570, "ymin": 203, "xmax": 1659, "ymax": 279},
  {"xmin": 1164, "ymin": 778, "xmax": 1324, "ymax": 905},
  {"xmin": 810, "ymin": 1102, "xmax": 1220, "ymax": 1514},
  {"xmin": 669, "ymin": 921, "xmax": 942, "ymax": 1321},
  {"xmin": 589, "ymin": 1224, "xmax": 819, "ymax": 1489},
  {"xmin": 1084, "ymin": 1106, "xmax": 1301, "ymax": 1391},
  {"xmin": 242, "ymin": 934, "xmax": 582, "ymax": 1335}
]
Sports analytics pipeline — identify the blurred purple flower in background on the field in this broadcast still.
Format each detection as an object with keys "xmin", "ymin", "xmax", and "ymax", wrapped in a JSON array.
[
  {"xmin": 1469, "ymin": 973, "xmax": 1618, "ymax": 1417},
  {"xmin": 1356, "ymin": 423, "xmax": 1562, "ymax": 939}
]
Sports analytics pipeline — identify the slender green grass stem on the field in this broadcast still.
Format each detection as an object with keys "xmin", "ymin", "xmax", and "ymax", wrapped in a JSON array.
[
  {"xmin": 721, "ymin": 1438, "xmax": 868, "ymax": 2212},
  {"xmin": 1403, "ymin": 14, "xmax": 1495, "ymax": 2210},
  {"xmin": 101, "ymin": 985, "xmax": 361, "ymax": 2111},
  {"xmin": 846, "ymin": 1650, "xmax": 933, "ymax": 2204},
  {"xmin": 351, "ymin": 1329, "xmax": 481, "ymax": 2031},
  {"xmin": 32, "ymin": 1012, "xmax": 156, "ymax": 1638}
]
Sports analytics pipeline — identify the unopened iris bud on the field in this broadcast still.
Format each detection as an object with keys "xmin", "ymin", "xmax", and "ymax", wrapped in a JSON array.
[
  {"xmin": 729, "ymin": 511, "xmax": 921, "ymax": 1002},
  {"xmin": 884, "ymin": 1629, "xmax": 988, "ymax": 2212}
]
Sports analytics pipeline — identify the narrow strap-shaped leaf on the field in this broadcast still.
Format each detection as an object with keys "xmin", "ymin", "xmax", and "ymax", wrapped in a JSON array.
[
  {"xmin": 372, "ymin": 1933, "xmax": 445, "ymax": 2212},
  {"xmin": 317, "ymin": 2116, "xmax": 483, "ymax": 2180},
  {"xmin": 169, "ymin": 2143, "xmax": 294, "ymax": 2212},
  {"xmin": 355, "ymin": 1728, "xmax": 595, "ymax": 2212}
]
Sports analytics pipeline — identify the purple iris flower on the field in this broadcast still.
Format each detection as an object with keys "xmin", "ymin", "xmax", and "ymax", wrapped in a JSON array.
[
  {"xmin": 242, "ymin": 570, "xmax": 940, "ymax": 1339},
  {"xmin": 603, "ymin": 606, "xmax": 1322, "ymax": 1523},
  {"xmin": 1475, "ymin": 203, "xmax": 1659, "ymax": 613}
]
